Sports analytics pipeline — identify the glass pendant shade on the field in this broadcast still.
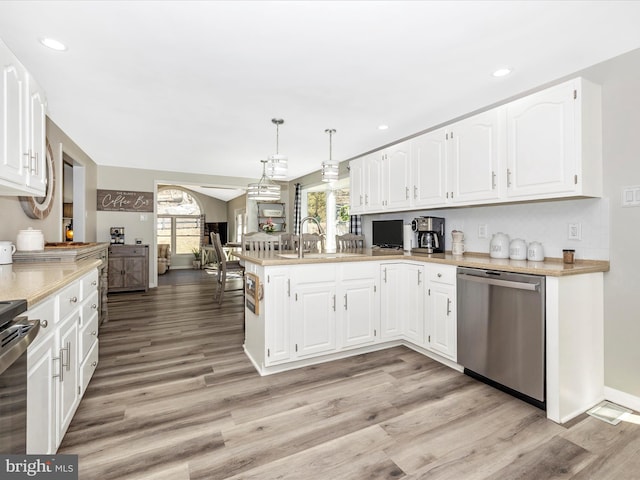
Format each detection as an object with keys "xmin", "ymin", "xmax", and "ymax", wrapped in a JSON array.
[
  {"xmin": 321, "ymin": 160, "xmax": 339, "ymax": 182},
  {"xmin": 321, "ymin": 128, "xmax": 339, "ymax": 182},
  {"xmin": 247, "ymin": 160, "xmax": 281, "ymax": 201},
  {"xmin": 267, "ymin": 118, "xmax": 288, "ymax": 179}
]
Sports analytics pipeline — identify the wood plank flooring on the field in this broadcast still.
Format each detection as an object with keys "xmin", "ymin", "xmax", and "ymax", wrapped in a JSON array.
[{"xmin": 59, "ymin": 272, "xmax": 640, "ymax": 479}]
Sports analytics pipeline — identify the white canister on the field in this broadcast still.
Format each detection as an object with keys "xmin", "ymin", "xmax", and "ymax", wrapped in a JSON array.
[
  {"xmin": 0, "ymin": 241, "xmax": 16, "ymax": 264},
  {"xmin": 403, "ymin": 224, "xmax": 414, "ymax": 251},
  {"xmin": 527, "ymin": 241, "xmax": 545, "ymax": 262},
  {"xmin": 509, "ymin": 238, "xmax": 527, "ymax": 260},
  {"xmin": 16, "ymin": 228, "xmax": 45, "ymax": 251},
  {"xmin": 489, "ymin": 232, "xmax": 510, "ymax": 259}
]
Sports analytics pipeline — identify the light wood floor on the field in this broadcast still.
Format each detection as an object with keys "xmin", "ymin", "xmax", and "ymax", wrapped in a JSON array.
[{"xmin": 59, "ymin": 274, "xmax": 640, "ymax": 479}]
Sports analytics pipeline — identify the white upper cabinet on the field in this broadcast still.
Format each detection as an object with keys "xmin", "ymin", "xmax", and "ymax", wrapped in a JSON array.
[
  {"xmin": 411, "ymin": 127, "xmax": 448, "ymax": 207},
  {"xmin": 505, "ymin": 77, "xmax": 602, "ymax": 200},
  {"xmin": 0, "ymin": 39, "xmax": 47, "ymax": 196},
  {"xmin": 447, "ymin": 109, "xmax": 503, "ymax": 204},
  {"xmin": 383, "ymin": 141, "xmax": 412, "ymax": 210},
  {"xmin": 349, "ymin": 77, "xmax": 601, "ymax": 214}
]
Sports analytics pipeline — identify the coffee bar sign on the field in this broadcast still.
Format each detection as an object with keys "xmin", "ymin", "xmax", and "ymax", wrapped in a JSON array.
[{"xmin": 97, "ymin": 189, "xmax": 154, "ymax": 212}]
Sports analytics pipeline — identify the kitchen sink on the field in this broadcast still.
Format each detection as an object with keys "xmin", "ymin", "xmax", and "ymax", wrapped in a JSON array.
[{"xmin": 277, "ymin": 252, "xmax": 365, "ymax": 259}]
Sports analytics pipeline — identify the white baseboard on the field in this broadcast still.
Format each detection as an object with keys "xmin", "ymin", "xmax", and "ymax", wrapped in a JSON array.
[{"xmin": 604, "ymin": 386, "xmax": 640, "ymax": 412}]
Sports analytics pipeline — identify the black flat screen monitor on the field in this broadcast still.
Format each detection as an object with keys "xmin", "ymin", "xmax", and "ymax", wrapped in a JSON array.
[{"xmin": 372, "ymin": 220, "xmax": 403, "ymax": 249}]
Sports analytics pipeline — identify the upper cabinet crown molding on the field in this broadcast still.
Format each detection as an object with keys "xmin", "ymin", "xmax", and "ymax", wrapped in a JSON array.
[
  {"xmin": 0, "ymin": 39, "xmax": 48, "ymax": 196},
  {"xmin": 350, "ymin": 77, "xmax": 602, "ymax": 214}
]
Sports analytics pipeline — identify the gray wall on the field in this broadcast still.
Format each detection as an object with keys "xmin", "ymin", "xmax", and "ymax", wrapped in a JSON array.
[{"xmin": 0, "ymin": 118, "xmax": 98, "ymax": 243}]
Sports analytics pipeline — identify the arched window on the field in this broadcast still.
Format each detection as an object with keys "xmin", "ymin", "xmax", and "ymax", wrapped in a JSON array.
[{"xmin": 157, "ymin": 187, "xmax": 204, "ymax": 255}]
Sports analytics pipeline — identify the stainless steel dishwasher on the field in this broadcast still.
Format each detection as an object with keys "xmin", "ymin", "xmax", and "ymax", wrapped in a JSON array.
[{"xmin": 457, "ymin": 267, "xmax": 545, "ymax": 409}]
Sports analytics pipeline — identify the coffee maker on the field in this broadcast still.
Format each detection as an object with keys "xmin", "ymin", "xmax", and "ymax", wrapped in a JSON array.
[{"xmin": 411, "ymin": 216, "xmax": 445, "ymax": 255}]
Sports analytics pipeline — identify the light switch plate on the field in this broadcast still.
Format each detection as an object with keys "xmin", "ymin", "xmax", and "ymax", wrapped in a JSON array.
[
  {"xmin": 568, "ymin": 223, "xmax": 582, "ymax": 240},
  {"xmin": 478, "ymin": 224, "xmax": 488, "ymax": 239}
]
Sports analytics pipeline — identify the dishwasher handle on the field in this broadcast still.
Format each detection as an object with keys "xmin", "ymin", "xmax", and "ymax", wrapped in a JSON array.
[{"xmin": 458, "ymin": 273, "xmax": 540, "ymax": 291}]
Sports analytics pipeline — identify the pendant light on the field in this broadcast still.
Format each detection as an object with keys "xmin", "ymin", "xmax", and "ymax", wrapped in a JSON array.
[
  {"xmin": 321, "ymin": 128, "xmax": 339, "ymax": 182},
  {"xmin": 267, "ymin": 118, "xmax": 288, "ymax": 179},
  {"xmin": 247, "ymin": 160, "xmax": 281, "ymax": 201}
]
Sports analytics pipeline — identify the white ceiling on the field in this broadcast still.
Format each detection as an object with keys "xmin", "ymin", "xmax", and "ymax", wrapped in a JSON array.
[{"xmin": 1, "ymin": 1, "xmax": 640, "ymax": 193}]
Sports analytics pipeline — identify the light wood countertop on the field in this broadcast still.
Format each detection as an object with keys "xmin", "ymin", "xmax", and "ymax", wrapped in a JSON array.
[
  {"xmin": 0, "ymin": 259, "xmax": 102, "ymax": 306},
  {"xmin": 233, "ymin": 249, "xmax": 609, "ymax": 277}
]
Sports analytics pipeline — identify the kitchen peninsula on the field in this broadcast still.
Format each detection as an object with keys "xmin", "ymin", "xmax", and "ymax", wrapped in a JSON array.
[{"xmin": 234, "ymin": 249, "xmax": 609, "ymax": 424}]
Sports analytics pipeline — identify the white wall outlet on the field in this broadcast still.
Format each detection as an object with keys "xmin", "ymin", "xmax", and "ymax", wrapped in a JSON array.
[
  {"xmin": 622, "ymin": 185, "xmax": 640, "ymax": 207},
  {"xmin": 478, "ymin": 224, "xmax": 488, "ymax": 239},
  {"xmin": 568, "ymin": 222, "xmax": 582, "ymax": 240}
]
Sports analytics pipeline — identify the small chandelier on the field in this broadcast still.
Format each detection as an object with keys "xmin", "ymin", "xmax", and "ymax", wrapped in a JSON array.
[
  {"xmin": 321, "ymin": 128, "xmax": 339, "ymax": 182},
  {"xmin": 266, "ymin": 118, "xmax": 288, "ymax": 179},
  {"xmin": 247, "ymin": 160, "xmax": 281, "ymax": 201}
]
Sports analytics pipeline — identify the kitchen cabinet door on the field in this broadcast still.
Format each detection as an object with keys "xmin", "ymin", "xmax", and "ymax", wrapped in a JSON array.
[
  {"xmin": 411, "ymin": 128, "xmax": 448, "ymax": 207},
  {"xmin": 379, "ymin": 263, "xmax": 405, "ymax": 340},
  {"xmin": 291, "ymin": 265, "xmax": 337, "ymax": 358},
  {"xmin": 384, "ymin": 142, "xmax": 412, "ymax": 210},
  {"xmin": 0, "ymin": 43, "xmax": 27, "ymax": 189},
  {"xmin": 264, "ymin": 267, "xmax": 292, "ymax": 365},
  {"xmin": 27, "ymin": 333, "xmax": 57, "ymax": 454},
  {"xmin": 25, "ymin": 74, "xmax": 47, "ymax": 193},
  {"xmin": 426, "ymin": 265, "xmax": 457, "ymax": 361},
  {"xmin": 505, "ymin": 78, "xmax": 601, "ymax": 200},
  {"xmin": 404, "ymin": 264, "xmax": 425, "ymax": 345},
  {"xmin": 56, "ymin": 312, "xmax": 80, "ymax": 447},
  {"xmin": 293, "ymin": 283, "xmax": 336, "ymax": 357},
  {"xmin": 340, "ymin": 264, "xmax": 378, "ymax": 349},
  {"xmin": 448, "ymin": 109, "xmax": 503, "ymax": 205},
  {"xmin": 365, "ymin": 153, "xmax": 385, "ymax": 212},
  {"xmin": 349, "ymin": 157, "xmax": 365, "ymax": 214}
]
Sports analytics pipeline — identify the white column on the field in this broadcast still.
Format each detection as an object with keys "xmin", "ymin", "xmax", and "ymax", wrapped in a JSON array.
[{"xmin": 325, "ymin": 185, "xmax": 336, "ymax": 250}]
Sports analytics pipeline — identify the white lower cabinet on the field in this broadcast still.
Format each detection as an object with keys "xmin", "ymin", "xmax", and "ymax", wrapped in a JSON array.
[
  {"xmin": 292, "ymin": 265, "xmax": 337, "ymax": 358},
  {"xmin": 26, "ymin": 269, "xmax": 99, "ymax": 454},
  {"xmin": 339, "ymin": 263, "xmax": 378, "ymax": 349},
  {"xmin": 264, "ymin": 267, "xmax": 292, "ymax": 365},
  {"xmin": 426, "ymin": 265, "xmax": 457, "ymax": 361},
  {"xmin": 379, "ymin": 263, "xmax": 406, "ymax": 339}
]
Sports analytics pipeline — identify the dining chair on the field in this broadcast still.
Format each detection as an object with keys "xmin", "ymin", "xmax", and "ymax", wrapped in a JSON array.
[
  {"xmin": 280, "ymin": 233, "xmax": 299, "ymax": 251},
  {"xmin": 300, "ymin": 233, "xmax": 323, "ymax": 252},
  {"xmin": 242, "ymin": 232, "xmax": 282, "ymax": 252},
  {"xmin": 211, "ymin": 233, "xmax": 245, "ymax": 305},
  {"xmin": 335, "ymin": 233, "xmax": 366, "ymax": 250}
]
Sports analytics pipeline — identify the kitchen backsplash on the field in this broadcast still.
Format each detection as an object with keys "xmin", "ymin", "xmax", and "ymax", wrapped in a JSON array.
[{"xmin": 364, "ymin": 197, "xmax": 610, "ymax": 261}]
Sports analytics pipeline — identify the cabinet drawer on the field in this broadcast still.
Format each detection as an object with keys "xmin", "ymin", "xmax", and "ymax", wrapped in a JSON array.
[
  {"xmin": 79, "ymin": 340, "xmax": 99, "ymax": 396},
  {"xmin": 109, "ymin": 246, "xmax": 147, "ymax": 257},
  {"xmin": 26, "ymin": 297, "xmax": 56, "ymax": 352},
  {"xmin": 428, "ymin": 265, "xmax": 456, "ymax": 285},
  {"xmin": 82, "ymin": 291, "xmax": 99, "ymax": 321},
  {"xmin": 80, "ymin": 311, "xmax": 99, "ymax": 363},
  {"xmin": 57, "ymin": 281, "xmax": 81, "ymax": 322},
  {"xmin": 81, "ymin": 269, "xmax": 99, "ymax": 298}
]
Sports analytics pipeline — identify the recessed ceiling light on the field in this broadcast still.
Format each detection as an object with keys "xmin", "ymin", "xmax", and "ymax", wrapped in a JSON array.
[
  {"xmin": 378, "ymin": 124, "xmax": 389, "ymax": 130},
  {"xmin": 492, "ymin": 67, "xmax": 512, "ymax": 78},
  {"xmin": 39, "ymin": 37, "xmax": 67, "ymax": 51}
]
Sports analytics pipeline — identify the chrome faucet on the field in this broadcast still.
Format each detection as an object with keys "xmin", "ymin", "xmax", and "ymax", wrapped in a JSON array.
[{"xmin": 298, "ymin": 216, "xmax": 323, "ymax": 258}]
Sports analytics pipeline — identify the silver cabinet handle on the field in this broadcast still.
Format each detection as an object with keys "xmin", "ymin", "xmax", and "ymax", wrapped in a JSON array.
[
  {"xmin": 92, "ymin": 361, "xmax": 97, "ymax": 367},
  {"xmin": 414, "ymin": 185, "xmax": 418, "ymax": 199},
  {"xmin": 365, "ymin": 194, "xmax": 368, "ymax": 205},
  {"xmin": 41, "ymin": 319, "xmax": 48, "ymax": 328},
  {"xmin": 91, "ymin": 280, "xmax": 97, "ymax": 286},
  {"xmin": 287, "ymin": 279, "xmax": 290, "ymax": 297},
  {"xmin": 383, "ymin": 268, "xmax": 387, "ymax": 283},
  {"xmin": 91, "ymin": 331, "xmax": 97, "ymax": 336},
  {"xmin": 507, "ymin": 168, "xmax": 512, "ymax": 187},
  {"xmin": 332, "ymin": 294, "xmax": 336, "ymax": 312},
  {"xmin": 359, "ymin": 194, "xmax": 363, "ymax": 206},
  {"xmin": 53, "ymin": 350, "xmax": 64, "ymax": 382},
  {"xmin": 91, "ymin": 304, "xmax": 97, "ymax": 309},
  {"xmin": 447, "ymin": 298, "xmax": 452, "ymax": 316},
  {"xmin": 64, "ymin": 341, "xmax": 71, "ymax": 371},
  {"xmin": 405, "ymin": 186, "xmax": 409, "ymax": 200},
  {"xmin": 417, "ymin": 270, "xmax": 422, "ymax": 286},
  {"xmin": 437, "ymin": 273, "xmax": 442, "ymax": 278},
  {"xmin": 492, "ymin": 171, "xmax": 496, "ymax": 190},
  {"xmin": 70, "ymin": 296, "xmax": 78, "ymax": 303},
  {"xmin": 344, "ymin": 294, "xmax": 348, "ymax": 310}
]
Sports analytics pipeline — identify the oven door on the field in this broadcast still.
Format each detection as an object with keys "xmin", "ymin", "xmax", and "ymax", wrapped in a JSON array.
[{"xmin": 0, "ymin": 318, "xmax": 40, "ymax": 453}]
